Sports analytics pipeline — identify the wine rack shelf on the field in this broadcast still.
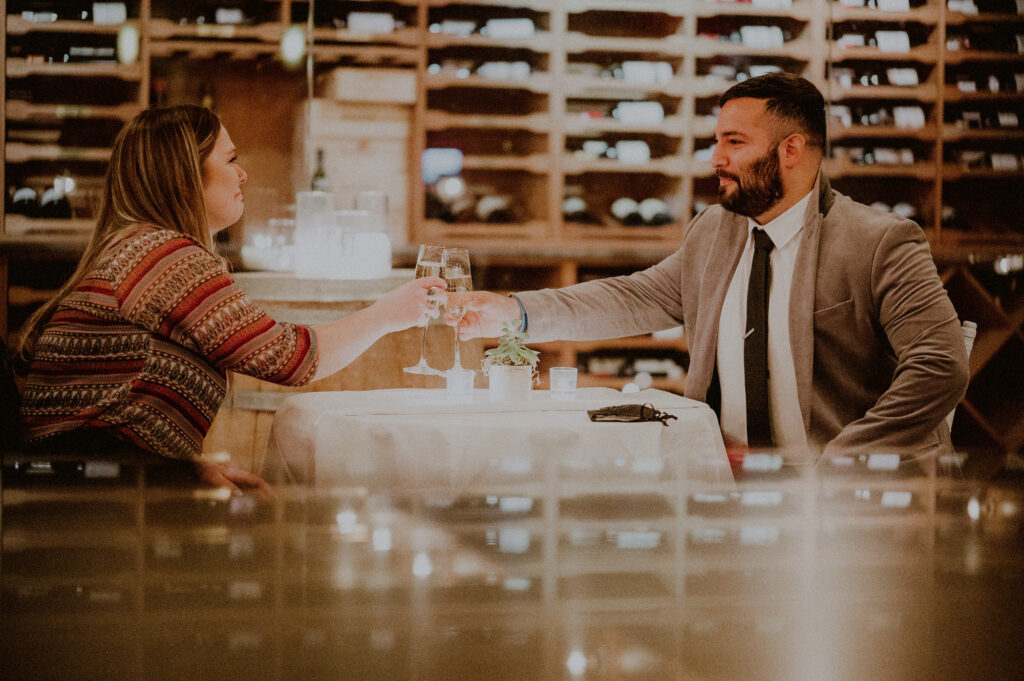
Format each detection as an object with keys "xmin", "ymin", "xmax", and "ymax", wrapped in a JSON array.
[{"xmin": 3, "ymin": 0, "xmax": 1024, "ymax": 462}]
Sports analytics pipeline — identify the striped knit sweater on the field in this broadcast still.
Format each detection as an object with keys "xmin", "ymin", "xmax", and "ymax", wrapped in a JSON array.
[{"xmin": 19, "ymin": 226, "xmax": 319, "ymax": 461}]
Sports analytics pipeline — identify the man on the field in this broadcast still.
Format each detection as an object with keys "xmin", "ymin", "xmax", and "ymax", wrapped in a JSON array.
[{"xmin": 451, "ymin": 73, "xmax": 968, "ymax": 461}]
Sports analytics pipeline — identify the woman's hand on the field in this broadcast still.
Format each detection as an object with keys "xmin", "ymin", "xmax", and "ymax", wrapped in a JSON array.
[
  {"xmin": 445, "ymin": 291, "xmax": 521, "ymax": 339},
  {"xmin": 195, "ymin": 459, "xmax": 273, "ymax": 498},
  {"xmin": 373, "ymin": 276, "xmax": 448, "ymax": 334}
]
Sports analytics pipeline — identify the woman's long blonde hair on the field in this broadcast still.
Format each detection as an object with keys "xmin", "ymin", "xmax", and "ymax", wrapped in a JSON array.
[{"xmin": 16, "ymin": 105, "xmax": 222, "ymax": 365}]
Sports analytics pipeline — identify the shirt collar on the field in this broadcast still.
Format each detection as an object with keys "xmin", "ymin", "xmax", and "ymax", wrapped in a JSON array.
[{"xmin": 746, "ymin": 188, "xmax": 814, "ymax": 251}]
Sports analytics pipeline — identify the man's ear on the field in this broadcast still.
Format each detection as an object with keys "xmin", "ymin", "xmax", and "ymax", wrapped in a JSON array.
[{"xmin": 778, "ymin": 133, "xmax": 806, "ymax": 169}]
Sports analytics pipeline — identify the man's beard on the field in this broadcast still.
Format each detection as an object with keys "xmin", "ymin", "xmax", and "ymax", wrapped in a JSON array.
[{"xmin": 717, "ymin": 144, "xmax": 785, "ymax": 218}]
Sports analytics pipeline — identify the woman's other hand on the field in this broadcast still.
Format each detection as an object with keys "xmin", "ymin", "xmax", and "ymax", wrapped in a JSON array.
[{"xmin": 195, "ymin": 459, "xmax": 274, "ymax": 498}]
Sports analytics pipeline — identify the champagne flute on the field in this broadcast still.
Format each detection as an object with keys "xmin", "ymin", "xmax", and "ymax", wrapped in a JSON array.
[
  {"xmin": 402, "ymin": 245, "xmax": 445, "ymax": 375},
  {"xmin": 442, "ymin": 247, "xmax": 473, "ymax": 372}
]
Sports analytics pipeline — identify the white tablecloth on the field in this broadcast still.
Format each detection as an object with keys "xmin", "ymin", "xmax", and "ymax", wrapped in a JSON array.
[{"xmin": 265, "ymin": 387, "xmax": 732, "ymax": 488}]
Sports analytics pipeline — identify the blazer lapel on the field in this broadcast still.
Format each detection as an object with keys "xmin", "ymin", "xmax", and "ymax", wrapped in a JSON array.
[
  {"xmin": 688, "ymin": 211, "xmax": 748, "ymax": 399},
  {"xmin": 789, "ymin": 174, "xmax": 828, "ymax": 431}
]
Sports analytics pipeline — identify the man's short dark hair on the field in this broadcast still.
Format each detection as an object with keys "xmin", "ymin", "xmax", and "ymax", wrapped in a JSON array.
[{"xmin": 719, "ymin": 72, "xmax": 826, "ymax": 148}]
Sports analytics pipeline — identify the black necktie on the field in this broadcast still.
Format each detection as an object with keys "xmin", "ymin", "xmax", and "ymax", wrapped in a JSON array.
[{"xmin": 745, "ymin": 229, "xmax": 775, "ymax": 449}]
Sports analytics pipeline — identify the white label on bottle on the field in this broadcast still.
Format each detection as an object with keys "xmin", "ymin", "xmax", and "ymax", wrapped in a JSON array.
[
  {"xmin": 878, "ymin": 0, "xmax": 910, "ymax": 11},
  {"xmin": 876, "ymin": 31, "xmax": 911, "ymax": 53},
  {"xmin": 1016, "ymin": 35, "xmax": 1024, "ymax": 53},
  {"xmin": 92, "ymin": 2, "xmax": 127, "ymax": 24},
  {"xmin": 999, "ymin": 111, "xmax": 1020, "ymax": 127},
  {"xmin": 948, "ymin": 0, "xmax": 979, "ymax": 12},
  {"xmin": 612, "ymin": 101, "xmax": 664, "ymax": 126},
  {"xmin": 991, "ymin": 153, "xmax": 1021, "ymax": 171},
  {"xmin": 484, "ymin": 18, "xmax": 535, "ymax": 39},
  {"xmin": 499, "ymin": 496, "xmax": 533, "ymax": 513},
  {"xmin": 1018, "ymin": 0, "xmax": 1024, "ymax": 14},
  {"xmin": 616, "ymin": 140, "xmax": 651, "ymax": 164},
  {"xmin": 621, "ymin": 61, "xmax": 657, "ymax": 84},
  {"xmin": 874, "ymin": 148, "xmax": 901, "ymax": 164},
  {"xmin": 881, "ymin": 491, "xmax": 913, "ymax": 508},
  {"xmin": 214, "ymin": 8, "xmax": 244, "ymax": 25},
  {"xmin": 887, "ymin": 67, "xmax": 919, "ymax": 86},
  {"xmin": 739, "ymin": 25, "xmax": 785, "ymax": 48},
  {"xmin": 197, "ymin": 24, "xmax": 235, "ymax": 38},
  {"xmin": 893, "ymin": 106, "xmax": 926, "ymax": 129},
  {"xmin": 958, "ymin": 79, "xmax": 978, "ymax": 92},
  {"xmin": 742, "ymin": 453, "xmax": 783, "ymax": 472},
  {"xmin": 348, "ymin": 11, "xmax": 395, "ymax": 34},
  {"xmin": 616, "ymin": 531, "xmax": 661, "ymax": 549},
  {"xmin": 867, "ymin": 453, "xmax": 900, "ymax": 470},
  {"xmin": 504, "ymin": 577, "xmax": 531, "ymax": 592},
  {"xmin": 498, "ymin": 528, "xmax": 530, "ymax": 553}
]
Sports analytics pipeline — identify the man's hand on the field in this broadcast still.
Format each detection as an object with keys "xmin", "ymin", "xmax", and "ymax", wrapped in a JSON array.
[{"xmin": 445, "ymin": 291, "xmax": 521, "ymax": 340}]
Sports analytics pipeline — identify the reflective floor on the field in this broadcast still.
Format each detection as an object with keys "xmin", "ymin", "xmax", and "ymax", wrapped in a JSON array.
[{"xmin": 2, "ymin": 449, "xmax": 1023, "ymax": 681}]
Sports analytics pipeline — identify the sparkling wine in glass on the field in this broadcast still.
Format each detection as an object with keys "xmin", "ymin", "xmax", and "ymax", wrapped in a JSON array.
[
  {"xmin": 443, "ymin": 247, "xmax": 473, "ymax": 372},
  {"xmin": 403, "ymin": 244, "xmax": 445, "ymax": 376}
]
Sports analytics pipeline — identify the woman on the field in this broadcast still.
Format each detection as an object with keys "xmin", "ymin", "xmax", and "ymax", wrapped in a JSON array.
[{"xmin": 15, "ymin": 105, "xmax": 444, "ymax": 491}]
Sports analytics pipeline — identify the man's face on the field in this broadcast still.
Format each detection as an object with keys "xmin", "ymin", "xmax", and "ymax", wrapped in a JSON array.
[{"xmin": 711, "ymin": 98, "xmax": 786, "ymax": 219}]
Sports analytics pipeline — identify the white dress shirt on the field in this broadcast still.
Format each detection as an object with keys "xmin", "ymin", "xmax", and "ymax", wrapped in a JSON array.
[{"xmin": 716, "ymin": 190, "xmax": 812, "ymax": 451}]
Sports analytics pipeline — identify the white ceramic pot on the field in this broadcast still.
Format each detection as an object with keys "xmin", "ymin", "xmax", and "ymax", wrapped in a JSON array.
[{"xmin": 487, "ymin": 364, "xmax": 534, "ymax": 402}]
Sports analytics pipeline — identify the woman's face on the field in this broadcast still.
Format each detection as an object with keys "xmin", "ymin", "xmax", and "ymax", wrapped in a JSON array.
[{"xmin": 202, "ymin": 126, "xmax": 247, "ymax": 233}]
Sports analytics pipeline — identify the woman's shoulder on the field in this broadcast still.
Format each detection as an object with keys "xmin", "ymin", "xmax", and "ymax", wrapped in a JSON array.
[
  {"xmin": 99, "ymin": 225, "xmax": 216, "ymax": 275},
  {"xmin": 110, "ymin": 224, "xmax": 205, "ymax": 252}
]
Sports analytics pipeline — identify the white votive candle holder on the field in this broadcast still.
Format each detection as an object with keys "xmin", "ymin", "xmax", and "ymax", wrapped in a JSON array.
[
  {"xmin": 549, "ymin": 367, "xmax": 578, "ymax": 400},
  {"xmin": 446, "ymin": 368, "xmax": 475, "ymax": 401}
]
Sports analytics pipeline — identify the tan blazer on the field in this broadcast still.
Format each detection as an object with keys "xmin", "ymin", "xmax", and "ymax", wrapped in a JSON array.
[{"xmin": 518, "ymin": 177, "xmax": 969, "ymax": 459}]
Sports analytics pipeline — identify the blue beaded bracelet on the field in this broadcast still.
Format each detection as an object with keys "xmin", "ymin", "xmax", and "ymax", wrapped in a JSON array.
[{"xmin": 508, "ymin": 293, "xmax": 528, "ymax": 333}]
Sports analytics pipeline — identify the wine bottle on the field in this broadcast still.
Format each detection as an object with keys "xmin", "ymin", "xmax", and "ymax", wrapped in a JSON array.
[
  {"xmin": 610, "ymin": 197, "xmax": 643, "ymax": 226},
  {"xmin": 562, "ymin": 196, "xmax": 593, "ymax": 223},
  {"xmin": 474, "ymin": 194, "xmax": 513, "ymax": 223},
  {"xmin": 39, "ymin": 187, "xmax": 72, "ymax": 219},
  {"xmin": 10, "ymin": 187, "xmax": 39, "ymax": 217},
  {"xmin": 639, "ymin": 198, "xmax": 672, "ymax": 226},
  {"xmin": 311, "ymin": 148, "xmax": 330, "ymax": 192},
  {"xmin": 199, "ymin": 81, "xmax": 215, "ymax": 110}
]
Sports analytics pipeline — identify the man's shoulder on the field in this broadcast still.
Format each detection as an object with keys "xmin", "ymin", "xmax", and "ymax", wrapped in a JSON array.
[
  {"xmin": 824, "ymin": 190, "xmax": 925, "ymax": 241},
  {"xmin": 828, "ymin": 190, "xmax": 912, "ymax": 226}
]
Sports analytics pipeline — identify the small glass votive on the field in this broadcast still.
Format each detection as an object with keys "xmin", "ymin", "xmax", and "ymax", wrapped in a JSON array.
[
  {"xmin": 446, "ymin": 368, "xmax": 475, "ymax": 401},
  {"xmin": 549, "ymin": 367, "xmax": 578, "ymax": 400}
]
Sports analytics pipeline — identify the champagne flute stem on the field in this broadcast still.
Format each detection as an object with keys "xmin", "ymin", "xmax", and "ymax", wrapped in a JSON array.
[
  {"xmin": 453, "ymin": 317, "xmax": 463, "ymax": 369},
  {"xmin": 418, "ymin": 323, "xmax": 429, "ymax": 364}
]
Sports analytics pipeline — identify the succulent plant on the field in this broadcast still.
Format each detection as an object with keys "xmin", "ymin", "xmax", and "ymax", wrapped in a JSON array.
[{"xmin": 483, "ymin": 321, "xmax": 540, "ymax": 369}]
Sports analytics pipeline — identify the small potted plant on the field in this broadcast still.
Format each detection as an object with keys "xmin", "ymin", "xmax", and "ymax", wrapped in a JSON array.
[{"xmin": 482, "ymin": 321, "xmax": 540, "ymax": 401}]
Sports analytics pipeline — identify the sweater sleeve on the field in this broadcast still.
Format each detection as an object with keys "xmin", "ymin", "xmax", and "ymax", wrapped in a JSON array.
[{"xmin": 110, "ymin": 230, "xmax": 319, "ymax": 385}]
